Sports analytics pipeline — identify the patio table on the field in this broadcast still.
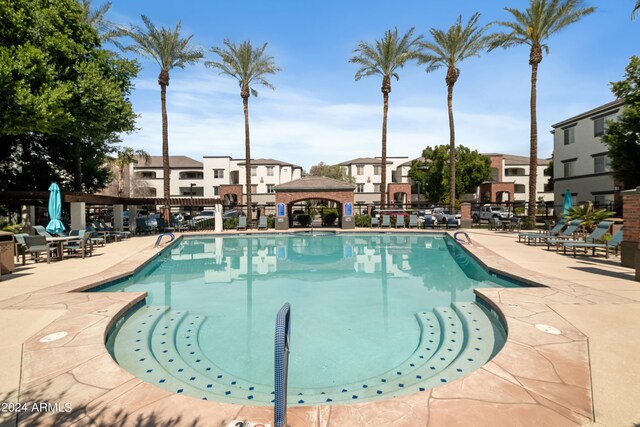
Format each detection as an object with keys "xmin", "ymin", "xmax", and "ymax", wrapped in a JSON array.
[{"xmin": 45, "ymin": 236, "xmax": 83, "ymax": 261}]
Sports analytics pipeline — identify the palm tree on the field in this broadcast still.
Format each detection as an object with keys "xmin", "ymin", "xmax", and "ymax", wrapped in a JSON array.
[
  {"xmin": 206, "ymin": 40, "xmax": 280, "ymax": 224},
  {"xmin": 350, "ymin": 28, "xmax": 422, "ymax": 208},
  {"xmin": 108, "ymin": 147, "xmax": 151, "ymax": 197},
  {"xmin": 489, "ymin": 0, "xmax": 595, "ymax": 224},
  {"xmin": 119, "ymin": 16, "xmax": 202, "ymax": 217},
  {"xmin": 79, "ymin": 0, "xmax": 119, "ymax": 42},
  {"xmin": 418, "ymin": 13, "xmax": 491, "ymax": 213}
]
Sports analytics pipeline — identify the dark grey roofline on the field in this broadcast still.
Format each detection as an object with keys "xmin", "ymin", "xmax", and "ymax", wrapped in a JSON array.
[{"xmin": 551, "ymin": 99, "xmax": 625, "ymax": 129}]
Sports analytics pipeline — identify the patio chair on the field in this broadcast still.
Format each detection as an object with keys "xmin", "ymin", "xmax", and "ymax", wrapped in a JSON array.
[
  {"xmin": 135, "ymin": 218, "xmax": 153, "ymax": 235},
  {"xmin": 381, "ymin": 215, "xmax": 390, "ymax": 228},
  {"xmin": 156, "ymin": 217, "xmax": 174, "ymax": 234},
  {"xmin": 518, "ymin": 218, "xmax": 567, "ymax": 245},
  {"xmin": 542, "ymin": 220, "xmax": 584, "ymax": 250},
  {"xmin": 395, "ymin": 215, "xmax": 405, "ymax": 229},
  {"xmin": 85, "ymin": 224, "xmax": 106, "ymax": 246},
  {"xmin": 488, "ymin": 216, "xmax": 501, "ymax": 231},
  {"xmin": 237, "ymin": 215, "xmax": 247, "ymax": 231},
  {"xmin": 93, "ymin": 221, "xmax": 121, "ymax": 242},
  {"xmin": 562, "ymin": 226, "xmax": 623, "ymax": 258},
  {"xmin": 98, "ymin": 219, "xmax": 131, "ymax": 239},
  {"xmin": 23, "ymin": 235, "xmax": 57, "ymax": 264},
  {"xmin": 258, "ymin": 216, "xmax": 268, "ymax": 230},
  {"xmin": 371, "ymin": 217, "xmax": 379, "ymax": 228},
  {"xmin": 446, "ymin": 215, "xmax": 459, "ymax": 229},
  {"xmin": 13, "ymin": 233, "xmax": 29, "ymax": 265},
  {"xmin": 408, "ymin": 214, "xmax": 418, "ymax": 228},
  {"xmin": 63, "ymin": 230, "xmax": 92, "ymax": 259},
  {"xmin": 503, "ymin": 217, "xmax": 521, "ymax": 232},
  {"xmin": 32, "ymin": 225, "xmax": 53, "ymax": 238},
  {"xmin": 423, "ymin": 216, "xmax": 436, "ymax": 229}
]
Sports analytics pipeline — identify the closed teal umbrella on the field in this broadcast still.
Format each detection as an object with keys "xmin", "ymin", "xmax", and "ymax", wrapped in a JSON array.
[
  {"xmin": 46, "ymin": 182, "xmax": 66, "ymax": 234},
  {"xmin": 563, "ymin": 189, "xmax": 573, "ymax": 215}
]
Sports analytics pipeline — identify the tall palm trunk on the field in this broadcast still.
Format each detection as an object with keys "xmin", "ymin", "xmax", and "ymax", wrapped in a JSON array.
[
  {"xmin": 159, "ymin": 70, "xmax": 170, "ymax": 221},
  {"xmin": 380, "ymin": 76, "xmax": 391, "ymax": 208},
  {"xmin": 242, "ymin": 91, "xmax": 252, "ymax": 223},
  {"xmin": 447, "ymin": 83, "xmax": 455, "ymax": 213},
  {"xmin": 528, "ymin": 45, "xmax": 541, "ymax": 224}
]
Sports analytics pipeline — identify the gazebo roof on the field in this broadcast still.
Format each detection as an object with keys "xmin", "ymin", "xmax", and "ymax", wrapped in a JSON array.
[{"xmin": 274, "ymin": 176, "xmax": 356, "ymax": 192}]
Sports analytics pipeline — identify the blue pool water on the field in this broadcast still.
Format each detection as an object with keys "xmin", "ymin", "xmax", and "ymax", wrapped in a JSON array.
[{"xmin": 100, "ymin": 233, "xmax": 517, "ymax": 405}]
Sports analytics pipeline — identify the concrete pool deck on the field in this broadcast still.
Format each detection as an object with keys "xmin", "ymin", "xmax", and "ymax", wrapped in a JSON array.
[{"xmin": 0, "ymin": 229, "xmax": 638, "ymax": 426}]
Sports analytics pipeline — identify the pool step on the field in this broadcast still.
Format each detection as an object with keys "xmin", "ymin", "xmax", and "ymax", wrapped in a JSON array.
[{"xmin": 110, "ymin": 302, "xmax": 504, "ymax": 406}]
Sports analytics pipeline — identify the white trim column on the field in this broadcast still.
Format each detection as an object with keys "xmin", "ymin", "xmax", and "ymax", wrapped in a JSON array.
[
  {"xmin": 113, "ymin": 204, "xmax": 124, "ymax": 231},
  {"xmin": 70, "ymin": 202, "xmax": 86, "ymax": 231}
]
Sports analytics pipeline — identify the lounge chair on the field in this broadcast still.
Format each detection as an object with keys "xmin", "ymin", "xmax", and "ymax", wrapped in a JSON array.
[
  {"xmin": 395, "ymin": 215, "xmax": 405, "ymax": 228},
  {"xmin": 488, "ymin": 216, "xmax": 501, "ymax": 231},
  {"xmin": 63, "ymin": 230, "xmax": 92, "ymax": 258},
  {"xmin": 408, "ymin": 214, "xmax": 418, "ymax": 229},
  {"xmin": 85, "ymin": 224, "xmax": 106, "ymax": 246},
  {"xmin": 98, "ymin": 219, "xmax": 131, "ymax": 239},
  {"xmin": 258, "ymin": 216, "xmax": 268, "ymax": 230},
  {"xmin": 371, "ymin": 217, "xmax": 379, "ymax": 228},
  {"xmin": 23, "ymin": 235, "xmax": 57, "ymax": 264},
  {"xmin": 518, "ymin": 218, "xmax": 567, "ymax": 245},
  {"xmin": 423, "ymin": 216, "xmax": 436, "ymax": 229},
  {"xmin": 561, "ymin": 226, "xmax": 622, "ymax": 258},
  {"xmin": 237, "ymin": 216, "xmax": 247, "ymax": 230},
  {"xmin": 542, "ymin": 220, "xmax": 584, "ymax": 251},
  {"xmin": 32, "ymin": 225, "xmax": 53, "ymax": 238},
  {"xmin": 381, "ymin": 215, "xmax": 390, "ymax": 228}
]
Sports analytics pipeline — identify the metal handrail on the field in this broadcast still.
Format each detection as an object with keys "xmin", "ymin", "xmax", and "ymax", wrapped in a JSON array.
[
  {"xmin": 154, "ymin": 232, "xmax": 175, "ymax": 248},
  {"xmin": 453, "ymin": 231, "xmax": 472, "ymax": 245},
  {"xmin": 274, "ymin": 303, "xmax": 291, "ymax": 427}
]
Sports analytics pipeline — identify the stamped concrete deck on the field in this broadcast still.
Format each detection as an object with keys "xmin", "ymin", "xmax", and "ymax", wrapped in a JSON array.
[{"xmin": 0, "ymin": 229, "xmax": 638, "ymax": 427}]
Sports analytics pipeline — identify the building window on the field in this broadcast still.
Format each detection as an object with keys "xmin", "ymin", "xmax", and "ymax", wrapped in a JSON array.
[
  {"xmin": 356, "ymin": 183, "xmax": 364, "ymax": 193},
  {"xmin": 373, "ymin": 183, "xmax": 380, "ymax": 192},
  {"xmin": 356, "ymin": 166, "xmax": 364, "ymax": 175},
  {"xmin": 267, "ymin": 184, "xmax": 275, "ymax": 193},
  {"xmin": 490, "ymin": 168, "xmax": 499, "ymax": 181},
  {"xmin": 179, "ymin": 171, "xmax": 203, "ymax": 179},
  {"xmin": 563, "ymin": 160, "xmax": 576, "ymax": 177},
  {"xmin": 373, "ymin": 165, "xmax": 381, "ymax": 175},
  {"xmin": 563, "ymin": 126, "xmax": 575, "ymax": 145},
  {"xmin": 267, "ymin": 166, "xmax": 274, "ymax": 176},
  {"xmin": 594, "ymin": 114, "xmax": 617, "ymax": 137},
  {"xmin": 514, "ymin": 184, "xmax": 526, "ymax": 194},
  {"xmin": 213, "ymin": 186, "xmax": 219, "ymax": 196},
  {"xmin": 251, "ymin": 167, "xmax": 257, "ymax": 177},
  {"xmin": 505, "ymin": 168, "xmax": 525, "ymax": 176},
  {"xmin": 250, "ymin": 184, "xmax": 258, "ymax": 193},
  {"xmin": 213, "ymin": 169, "xmax": 224, "ymax": 179},
  {"xmin": 137, "ymin": 171, "xmax": 156, "ymax": 179},
  {"xmin": 593, "ymin": 154, "xmax": 610, "ymax": 173}
]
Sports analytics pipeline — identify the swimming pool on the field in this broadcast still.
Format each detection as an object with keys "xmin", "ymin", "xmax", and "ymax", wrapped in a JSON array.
[{"xmin": 99, "ymin": 233, "xmax": 518, "ymax": 405}]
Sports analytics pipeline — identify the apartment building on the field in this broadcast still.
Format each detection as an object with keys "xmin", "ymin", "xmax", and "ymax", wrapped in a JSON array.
[
  {"xmin": 483, "ymin": 153, "xmax": 554, "ymax": 203},
  {"xmin": 551, "ymin": 99, "xmax": 624, "ymax": 210},
  {"xmin": 337, "ymin": 157, "xmax": 410, "ymax": 205},
  {"xmin": 130, "ymin": 155, "xmax": 302, "ymax": 205}
]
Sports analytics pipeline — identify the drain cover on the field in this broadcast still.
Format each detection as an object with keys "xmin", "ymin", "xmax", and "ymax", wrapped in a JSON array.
[
  {"xmin": 39, "ymin": 331, "xmax": 68, "ymax": 343},
  {"xmin": 535, "ymin": 324, "xmax": 561, "ymax": 335}
]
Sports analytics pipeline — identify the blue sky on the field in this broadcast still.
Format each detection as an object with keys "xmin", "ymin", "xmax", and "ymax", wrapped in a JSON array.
[{"xmin": 106, "ymin": 0, "xmax": 639, "ymax": 170}]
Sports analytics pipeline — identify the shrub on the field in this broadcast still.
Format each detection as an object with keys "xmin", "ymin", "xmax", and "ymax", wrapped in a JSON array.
[
  {"xmin": 223, "ymin": 217, "xmax": 238, "ymax": 230},
  {"xmin": 267, "ymin": 215, "xmax": 275, "ymax": 228},
  {"xmin": 520, "ymin": 218, "xmax": 536, "ymax": 230},
  {"xmin": 297, "ymin": 214, "xmax": 311, "ymax": 227},
  {"xmin": 355, "ymin": 214, "xmax": 371, "ymax": 227},
  {"xmin": 323, "ymin": 212, "xmax": 338, "ymax": 226}
]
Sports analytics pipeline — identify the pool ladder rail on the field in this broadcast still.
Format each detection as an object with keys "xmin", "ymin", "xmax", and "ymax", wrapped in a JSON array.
[
  {"xmin": 453, "ymin": 231, "xmax": 472, "ymax": 245},
  {"xmin": 274, "ymin": 303, "xmax": 291, "ymax": 427},
  {"xmin": 154, "ymin": 232, "xmax": 175, "ymax": 248}
]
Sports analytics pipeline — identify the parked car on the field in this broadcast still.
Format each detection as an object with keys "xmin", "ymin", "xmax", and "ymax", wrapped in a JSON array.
[
  {"xmin": 222, "ymin": 209, "xmax": 245, "ymax": 219},
  {"xmin": 193, "ymin": 210, "xmax": 215, "ymax": 222},
  {"xmin": 431, "ymin": 208, "xmax": 461, "ymax": 225},
  {"xmin": 471, "ymin": 205, "xmax": 514, "ymax": 223}
]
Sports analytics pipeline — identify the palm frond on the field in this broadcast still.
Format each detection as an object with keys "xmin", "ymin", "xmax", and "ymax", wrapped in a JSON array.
[
  {"xmin": 206, "ymin": 39, "xmax": 280, "ymax": 96},
  {"xmin": 350, "ymin": 27, "xmax": 422, "ymax": 82},
  {"xmin": 633, "ymin": 0, "xmax": 640, "ymax": 19}
]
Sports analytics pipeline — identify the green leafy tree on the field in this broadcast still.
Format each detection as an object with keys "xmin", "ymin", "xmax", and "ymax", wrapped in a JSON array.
[
  {"xmin": 0, "ymin": 0, "xmax": 138, "ymax": 192},
  {"xmin": 350, "ymin": 28, "xmax": 422, "ymax": 208},
  {"xmin": 409, "ymin": 145, "xmax": 490, "ymax": 203},
  {"xmin": 562, "ymin": 202, "xmax": 614, "ymax": 232},
  {"xmin": 119, "ymin": 16, "xmax": 203, "ymax": 210},
  {"xmin": 544, "ymin": 160, "xmax": 554, "ymax": 191},
  {"xmin": 489, "ymin": 0, "xmax": 595, "ymax": 223},
  {"xmin": 108, "ymin": 147, "xmax": 151, "ymax": 197},
  {"xmin": 418, "ymin": 13, "xmax": 491, "ymax": 213},
  {"xmin": 308, "ymin": 162, "xmax": 356, "ymax": 183},
  {"xmin": 206, "ymin": 40, "xmax": 280, "ymax": 224},
  {"xmin": 603, "ymin": 56, "xmax": 640, "ymax": 189}
]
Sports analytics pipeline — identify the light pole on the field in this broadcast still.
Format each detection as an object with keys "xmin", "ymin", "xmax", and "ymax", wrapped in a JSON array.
[{"xmin": 190, "ymin": 183, "xmax": 195, "ymax": 219}]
